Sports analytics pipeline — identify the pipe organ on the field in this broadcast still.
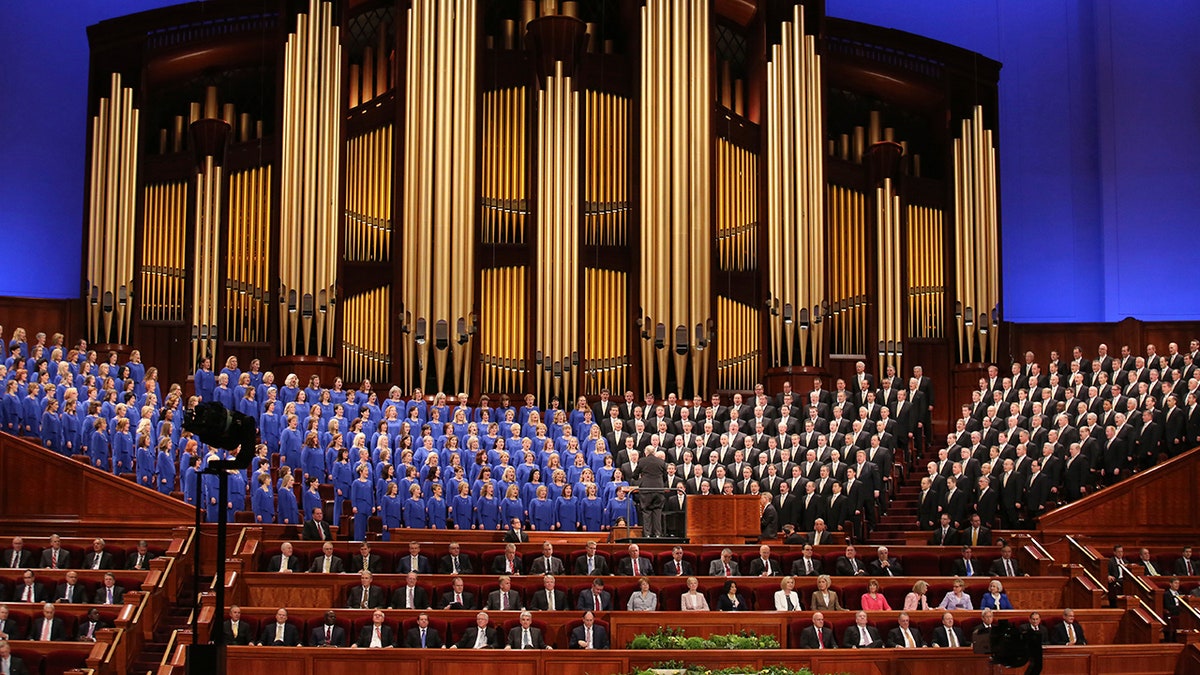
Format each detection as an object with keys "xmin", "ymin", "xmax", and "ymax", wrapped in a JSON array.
[{"xmin": 86, "ymin": 0, "xmax": 1002, "ymax": 398}]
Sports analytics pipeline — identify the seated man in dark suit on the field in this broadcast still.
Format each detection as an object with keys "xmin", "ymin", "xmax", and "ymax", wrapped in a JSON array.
[
  {"xmin": 835, "ymin": 545, "xmax": 869, "ymax": 577},
  {"xmin": 504, "ymin": 611, "xmax": 550, "ymax": 650},
  {"xmin": 15, "ymin": 569, "xmax": 44, "ymax": 603},
  {"xmin": 2, "ymin": 537, "xmax": 33, "ymax": 569},
  {"xmin": 486, "ymin": 576, "xmax": 523, "ymax": 611},
  {"xmin": 660, "ymin": 546, "xmax": 693, "ymax": 577},
  {"xmin": 885, "ymin": 612, "xmax": 925, "ymax": 648},
  {"xmin": 842, "ymin": 610, "xmax": 884, "ymax": 648},
  {"xmin": 503, "ymin": 518, "xmax": 530, "ymax": 543},
  {"xmin": 0, "ymin": 637, "xmax": 30, "ymax": 675},
  {"xmin": 959, "ymin": 513, "xmax": 992, "ymax": 548},
  {"xmin": 1049, "ymin": 608, "xmax": 1087, "ymax": 645},
  {"xmin": 569, "ymin": 611, "xmax": 610, "ymax": 649},
  {"xmin": 346, "ymin": 571, "xmax": 386, "ymax": 609},
  {"xmin": 617, "ymin": 544, "xmax": 654, "ymax": 576},
  {"xmin": 28, "ymin": 603, "xmax": 66, "ymax": 641},
  {"xmin": 403, "ymin": 612, "xmax": 444, "ymax": 648},
  {"xmin": 492, "ymin": 544, "xmax": 523, "ymax": 576},
  {"xmin": 396, "ymin": 542, "xmax": 432, "ymax": 575},
  {"xmin": 451, "ymin": 612, "xmax": 499, "ymax": 649},
  {"xmin": 1019, "ymin": 611, "xmax": 1050, "ymax": 645},
  {"xmin": 301, "ymin": 507, "xmax": 333, "ymax": 541},
  {"xmin": 572, "ymin": 541, "xmax": 610, "ymax": 576},
  {"xmin": 310, "ymin": 610, "xmax": 346, "ymax": 647},
  {"xmin": 55, "ymin": 571, "xmax": 88, "ymax": 604},
  {"xmin": 95, "ymin": 572, "xmax": 125, "ymax": 605},
  {"xmin": 748, "ymin": 544, "xmax": 781, "ymax": 577},
  {"xmin": 390, "ymin": 571, "xmax": 430, "ymax": 610},
  {"xmin": 527, "ymin": 542, "xmax": 565, "ymax": 576},
  {"xmin": 928, "ymin": 514, "xmax": 959, "ymax": 546},
  {"xmin": 39, "ymin": 534, "xmax": 68, "ymax": 569},
  {"xmin": 575, "ymin": 578, "xmax": 613, "ymax": 612},
  {"xmin": 267, "ymin": 542, "xmax": 300, "ymax": 573},
  {"xmin": 781, "ymin": 524, "xmax": 808, "ymax": 546},
  {"xmin": 440, "ymin": 576, "xmax": 478, "ymax": 610},
  {"xmin": 83, "ymin": 538, "xmax": 115, "ymax": 570},
  {"xmin": 868, "ymin": 546, "xmax": 904, "ymax": 577},
  {"xmin": 950, "ymin": 546, "xmax": 981, "ymax": 578},
  {"xmin": 798, "ymin": 611, "xmax": 837, "ymax": 649},
  {"xmin": 438, "ymin": 542, "xmax": 474, "ymax": 575},
  {"xmin": 76, "ymin": 607, "xmax": 111, "ymax": 641},
  {"xmin": 0, "ymin": 605, "xmax": 18, "ymax": 641},
  {"xmin": 350, "ymin": 543, "xmax": 383, "ymax": 575},
  {"xmin": 353, "ymin": 609, "xmax": 394, "ymax": 648},
  {"xmin": 988, "ymin": 544, "xmax": 1026, "ymax": 577},
  {"xmin": 126, "ymin": 540, "xmax": 156, "ymax": 571},
  {"xmin": 528, "ymin": 575, "xmax": 568, "ymax": 611},
  {"xmin": 1173, "ymin": 546, "xmax": 1196, "ymax": 577},
  {"xmin": 930, "ymin": 612, "xmax": 966, "ymax": 648},
  {"xmin": 258, "ymin": 608, "xmax": 301, "ymax": 646},
  {"xmin": 791, "ymin": 544, "xmax": 822, "ymax": 577},
  {"xmin": 223, "ymin": 605, "xmax": 252, "ymax": 646},
  {"xmin": 308, "ymin": 541, "xmax": 345, "ymax": 574}
]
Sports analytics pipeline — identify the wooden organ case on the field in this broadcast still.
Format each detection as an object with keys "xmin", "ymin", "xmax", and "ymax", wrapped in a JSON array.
[{"xmin": 82, "ymin": 0, "xmax": 1001, "ymax": 426}]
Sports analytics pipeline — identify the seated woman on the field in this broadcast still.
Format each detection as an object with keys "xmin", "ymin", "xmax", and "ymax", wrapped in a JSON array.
[
  {"xmin": 860, "ymin": 578, "xmax": 892, "ymax": 611},
  {"xmin": 810, "ymin": 574, "xmax": 844, "ymax": 612},
  {"xmin": 938, "ymin": 577, "xmax": 974, "ymax": 610},
  {"xmin": 774, "ymin": 575, "xmax": 803, "ymax": 611},
  {"xmin": 680, "ymin": 576, "xmax": 709, "ymax": 611},
  {"xmin": 980, "ymin": 579, "xmax": 1014, "ymax": 610},
  {"xmin": 717, "ymin": 580, "xmax": 748, "ymax": 611},
  {"xmin": 627, "ymin": 577, "xmax": 658, "ymax": 611},
  {"xmin": 903, "ymin": 580, "xmax": 931, "ymax": 611}
]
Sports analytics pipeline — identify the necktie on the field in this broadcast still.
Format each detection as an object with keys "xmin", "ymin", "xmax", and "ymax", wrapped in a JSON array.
[
  {"xmin": 522, "ymin": 629, "xmax": 531, "ymax": 648},
  {"xmin": 805, "ymin": 559, "xmax": 812, "ymax": 574},
  {"xmin": 547, "ymin": 591, "xmax": 555, "ymax": 611},
  {"xmin": 1187, "ymin": 560, "xmax": 1193, "ymax": 576},
  {"xmin": 87, "ymin": 622, "xmax": 95, "ymax": 639},
  {"xmin": 500, "ymin": 593, "xmax": 507, "ymax": 611},
  {"xmin": 324, "ymin": 557, "xmax": 331, "ymax": 573},
  {"xmin": 10, "ymin": 551, "xmax": 16, "ymax": 567},
  {"xmin": 452, "ymin": 557, "xmax": 459, "ymax": 574},
  {"xmin": 724, "ymin": 564, "xmax": 730, "ymax": 576},
  {"xmin": 280, "ymin": 556, "xmax": 288, "ymax": 572},
  {"xmin": 455, "ymin": 593, "xmax": 463, "ymax": 606},
  {"xmin": 51, "ymin": 551, "xmax": 58, "ymax": 569},
  {"xmin": 1066, "ymin": 623, "xmax": 1075, "ymax": 644},
  {"xmin": 421, "ymin": 629, "xmax": 427, "ymax": 648},
  {"xmin": 232, "ymin": 622, "xmax": 238, "ymax": 638},
  {"xmin": 949, "ymin": 628, "xmax": 958, "ymax": 647},
  {"xmin": 904, "ymin": 629, "xmax": 914, "ymax": 648},
  {"xmin": 585, "ymin": 626, "xmax": 592, "ymax": 649},
  {"xmin": 594, "ymin": 594, "xmax": 600, "ymax": 611},
  {"xmin": 361, "ymin": 588, "xmax": 369, "ymax": 608},
  {"xmin": 326, "ymin": 626, "xmax": 332, "ymax": 644},
  {"xmin": 407, "ymin": 587, "xmax": 414, "ymax": 608},
  {"xmin": 676, "ymin": 562, "xmax": 682, "ymax": 576},
  {"xmin": 1006, "ymin": 560, "xmax": 1013, "ymax": 576},
  {"xmin": 817, "ymin": 629, "xmax": 824, "ymax": 648},
  {"xmin": 23, "ymin": 585, "xmax": 31, "ymax": 602},
  {"xmin": 66, "ymin": 585, "xmax": 74, "ymax": 602},
  {"xmin": 506, "ymin": 559, "xmax": 513, "ymax": 573},
  {"xmin": 972, "ymin": 529, "xmax": 978, "ymax": 546},
  {"xmin": 851, "ymin": 559, "xmax": 858, "ymax": 574},
  {"xmin": 93, "ymin": 555, "xmax": 100, "ymax": 570},
  {"xmin": 587, "ymin": 557, "xmax": 594, "ymax": 574},
  {"xmin": 966, "ymin": 560, "xmax": 973, "ymax": 576},
  {"xmin": 860, "ymin": 626, "xmax": 870, "ymax": 646},
  {"xmin": 373, "ymin": 625, "xmax": 381, "ymax": 646},
  {"xmin": 317, "ymin": 522, "xmax": 324, "ymax": 539},
  {"xmin": 107, "ymin": 588, "xmax": 113, "ymax": 604},
  {"xmin": 41, "ymin": 619, "xmax": 52, "ymax": 641},
  {"xmin": 136, "ymin": 554, "xmax": 144, "ymax": 569},
  {"xmin": 277, "ymin": 624, "xmax": 285, "ymax": 643}
]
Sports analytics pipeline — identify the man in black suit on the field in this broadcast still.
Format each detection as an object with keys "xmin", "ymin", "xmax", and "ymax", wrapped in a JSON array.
[
  {"xmin": 617, "ymin": 544, "xmax": 653, "ymax": 576},
  {"xmin": 258, "ymin": 608, "xmax": 301, "ymax": 646},
  {"xmin": 126, "ymin": 540, "xmax": 155, "ymax": 571},
  {"xmin": 973, "ymin": 477, "xmax": 999, "ymax": 528},
  {"xmin": 505, "ymin": 611, "xmax": 550, "ymax": 650},
  {"xmin": 1019, "ymin": 611, "xmax": 1050, "ymax": 645},
  {"xmin": 928, "ymin": 514, "xmax": 958, "ymax": 546},
  {"xmin": 0, "ymin": 606, "xmax": 18, "ymax": 641},
  {"xmin": 40, "ymin": 534, "xmax": 68, "ymax": 569},
  {"xmin": 749, "ymin": 545, "xmax": 780, "ymax": 577},
  {"xmin": 301, "ymin": 507, "xmax": 333, "ymax": 541},
  {"xmin": 82, "ymin": 538, "xmax": 114, "ymax": 570},
  {"xmin": 351, "ymin": 543, "xmax": 383, "ymax": 574},
  {"xmin": 660, "ymin": 546, "xmax": 693, "ymax": 577},
  {"xmin": 868, "ymin": 546, "xmax": 904, "ymax": 577},
  {"xmin": 989, "ymin": 544, "xmax": 1026, "ymax": 577},
  {"xmin": 1062, "ymin": 442, "xmax": 1091, "ymax": 502},
  {"xmin": 1049, "ymin": 608, "xmax": 1087, "ymax": 645},
  {"xmin": 440, "ymin": 576, "xmax": 477, "ymax": 610},
  {"xmin": 403, "ymin": 613, "xmax": 444, "ymax": 648},
  {"xmin": 77, "ymin": 608, "xmax": 111, "ymax": 642},
  {"xmin": 915, "ymin": 477, "xmax": 939, "ymax": 530},
  {"xmin": 15, "ymin": 569, "xmax": 44, "ymax": 604},
  {"xmin": 95, "ymin": 572, "xmax": 125, "ymax": 605},
  {"xmin": 223, "ymin": 605, "xmax": 252, "ymax": 645},
  {"xmin": 353, "ymin": 609, "xmax": 394, "ymax": 648},
  {"xmin": 492, "ymin": 544, "xmax": 523, "ymax": 575},
  {"xmin": 266, "ymin": 542, "xmax": 300, "ymax": 573},
  {"xmin": 395, "ymin": 542, "xmax": 432, "ymax": 575},
  {"xmin": 438, "ymin": 542, "xmax": 474, "ymax": 575},
  {"xmin": 835, "ymin": 546, "xmax": 868, "ymax": 577},
  {"xmin": 572, "ymin": 541, "xmax": 610, "ymax": 576},
  {"xmin": 791, "ymin": 544, "xmax": 822, "ymax": 577},
  {"xmin": 569, "ymin": 611, "xmax": 610, "ymax": 649},
  {"xmin": 528, "ymin": 542, "xmax": 565, "ymax": 576},
  {"xmin": 502, "ymin": 518, "xmax": 529, "ymax": 543},
  {"xmin": 452, "ymin": 612, "xmax": 499, "ymax": 649},
  {"xmin": 28, "ymin": 603, "xmax": 65, "ymax": 641},
  {"xmin": 1173, "ymin": 546, "xmax": 1196, "ymax": 577},
  {"xmin": 391, "ymin": 571, "xmax": 430, "ymax": 610},
  {"xmin": 575, "ymin": 578, "xmax": 613, "ymax": 612},
  {"xmin": 886, "ymin": 612, "xmax": 925, "ymax": 648},
  {"xmin": 528, "ymin": 575, "xmax": 568, "ymax": 611},
  {"xmin": 633, "ymin": 446, "xmax": 669, "ymax": 537},
  {"xmin": 799, "ymin": 612, "xmax": 837, "ymax": 649},
  {"xmin": 486, "ymin": 576, "xmax": 523, "ymax": 611},
  {"xmin": 0, "ymin": 638, "xmax": 30, "ymax": 675},
  {"xmin": 2, "ymin": 537, "xmax": 32, "ymax": 569},
  {"xmin": 1106, "ymin": 544, "xmax": 1130, "ymax": 607},
  {"xmin": 55, "ymin": 571, "xmax": 87, "ymax": 604},
  {"xmin": 1024, "ymin": 460, "xmax": 1052, "ymax": 523},
  {"xmin": 347, "ymin": 571, "xmax": 386, "ymax": 609},
  {"xmin": 310, "ymin": 610, "xmax": 346, "ymax": 647},
  {"xmin": 930, "ymin": 612, "xmax": 966, "ymax": 647},
  {"xmin": 950, "ymin": 546, "xmax": 981, "ymax": 578},
  {"xmin": 842, "ymin": 610, "xmax": 884, "ymax": 648},
  {"xmin": 309, "ymin": 542, "xmax": 345, "ymax": 574}
]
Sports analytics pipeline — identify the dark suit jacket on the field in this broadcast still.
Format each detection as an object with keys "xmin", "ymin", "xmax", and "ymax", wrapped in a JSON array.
[
  {"xmin": 527, "ymin": 556, "xmax": 565, "ymax": 576},
  {"xmin": 40, "ymin": 548, "xmax": 69, "ymax": 569},
  {"xmin": 54, "ymin": 583, "xmax": 88, "ymax": 604},
  {"xmin": 835, "ymin": 556, "xmax": 868, "ymax": 576},
  {"xmin": 569, "ymin": 623, "xmax": 611, "ymax": 649},
  {"xmin": 404, "ymin": 626, "xmax": 444, "ymax": 648},
  {"xmin": 354, "ymin": 623, "xmax": 395, "ymax": 648},
  {"xmin": 349, "ymin": 554, "xmax": 383, "ymax": 574},
  {"xmin": 259, "ymin": 622, "xmax": 301, "ymax": 646},
  {"xmin": 617, "ymin": 556, "xmax": 654, "ymax": 576},
  {"xmin": 224, "ymin": 619, "xmax": 252, "ymax": 645},
  {"xmin": 572, "ymin": 555, "xmax": 610, "ymax": 576},
  {"xmin": 989, "ymin": 558, "xmax": 1024, "ymax": 577},
  {"xmin": 930, "ymin": 625, "xmax": 966, "ymax": 647},
  {"xmin": 28, "ymin": 617, "xmax": 66, "ymax": 641},
  {"xmin": 126, "ymin": 551, "xmax": 156, "ymax": 570},
  {"xmin": 82, "ymin": 551, "xmax": 114, "ymax": 570},
  {"xmin": 928, "ymin": 527, "xmax": 959, "ymax": 546},
  {"xmin": 503, "ymin": 529, "xmax": 530, "ymax": 543},
  {"xmin": 575, "ymin": 590, "xmax": 613, "ymax": 611},
  {"xmin": 842, "ymin": 624, "xmax": 883, "ymax": 648},
  {"xmin": 390, "ymin": 585, "xmax": 430, "ymax": 610},
  {"xmin": 308, "ymin": 555, "xmax": 345, "ymax": 574},
  {"xmin": 886, "ymin": 626, "xmax": 926, "ymax": 648},
  {"xmin": 455, "ymin": 626, "xmax": 499, "ymax": 649},
  {"xmin": 267, "ymin": 555, "xmax": 301, "ymax": 573},
  {"xmin": 2, "ymin": 654, "xmax": 29, "ymax": 675},
  {"xmin": 1049, "ymin": 621, "xmax": 1087, "ymax": 645},
  {"xmin": 748, "ymin": 557, "xmax": 781, "ymax": 576},
  {"xmin": 492, "ymin": 555, "xmax": 524, "ymax": 575},
  {"xmin": 14, "ymin": 582, "xmax": 45, "ymax": 603},
  {"xmin": 0, "ymin": 617, "xmax": 19, "ymax": 640},
  {"xmin": 868, "ymin": 557, "xmax": 904, "ymax": 577},
  {"xmin": 950, "ymin": 558, "xmax": 982, "ymax": 577},
  {"xmin": 76, "ymin": 618, "xmax": 111, "ymax": 640},
  {"xmin": 506, "ymin": 626, "xmax": 547, "ymax": 649},
  {"xmin": 798, "ymin": 626, "xmax": 837, "ymax": 649},
  {"xmin": 485, "ymin": 589, "xmax": 523, "ymax": 611},
  {"xmin": 1019, "ymin": 624, "xmax": 1050, "ymax": 645},
  {"xmin": 346, "ymin": 585, "xmax": 386, "ymax": 609},
  {"xmin": 302, "ymin": 518, "xmax": 333, "ymax": 541},
  {"xmin": 661, "ymin": 559, "xmax": 693, "ymax": 576},
  {"xmin": 94, "ymin": 585, "xmax": 125, "ymax": 604},
  {"xmin": 440, "ymin": 590, "xmax": 478, "ymax": 610},
  {"xmin": 438, "ymin": 554, "xmax": 475, "ymax": 575},
  {"xmin": 310, "ymin": 623, "xmax": 347, "ymax": 647},
  {"xmin": 395, "ymin": 555, "xmax": 431, "ymax": 575},
  {"xmin": 528, "ymin": 589, "xmax": 568, "ymax": 611},
  {"xmin": 2, "ymin": 549, "xmax": 33, "ymax": 568}
]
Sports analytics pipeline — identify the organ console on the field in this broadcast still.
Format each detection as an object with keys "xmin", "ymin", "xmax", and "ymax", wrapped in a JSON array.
[{"xmin": 82, "ymin": 0, "xmax": 1001, "ymax": 401}]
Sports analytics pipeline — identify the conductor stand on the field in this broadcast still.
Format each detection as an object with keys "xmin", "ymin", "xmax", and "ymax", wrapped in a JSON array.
[
  {"xmin": 616, "ymin": 487, "xmax": 687, "ymax": 544},
  {"xmin": 183, "ymin": 402, "xmax": 258, "ymax": 675}
]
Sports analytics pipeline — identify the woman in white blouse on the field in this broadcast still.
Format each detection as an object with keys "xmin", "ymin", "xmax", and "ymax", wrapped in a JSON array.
[
  {"xmin": 627, "ymin": 577, "xmax": 658, "ymax": 611},
  {"xmin": 680, "ymin": 576, "xmax": 709, "ymax": 611},
  {"xmin": 774, "ymin": 575, "xmax": 803, "ymax": 611}
]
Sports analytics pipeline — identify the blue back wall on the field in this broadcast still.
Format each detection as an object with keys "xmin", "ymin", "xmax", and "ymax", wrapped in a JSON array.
[{"xmin": 2, "ymin": 1, "xmax": 1198, "ymax": 320}]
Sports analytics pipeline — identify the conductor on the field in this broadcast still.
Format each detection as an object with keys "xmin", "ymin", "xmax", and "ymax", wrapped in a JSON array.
[{"xmin": 634, "ymin": 449, "xmax": 669, "ymax": 537}]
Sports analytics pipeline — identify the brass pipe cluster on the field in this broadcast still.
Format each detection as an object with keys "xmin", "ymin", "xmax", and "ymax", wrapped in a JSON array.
[
  {"xmin": 140, "ymin": 181, "xmax": 187, "ymax": 324},
  {"xmin": 953, "ymin": 105, "xmax": 999, "ymax": 363}
]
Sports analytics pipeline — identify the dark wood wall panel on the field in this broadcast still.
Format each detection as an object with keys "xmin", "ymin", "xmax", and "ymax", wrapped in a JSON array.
[
  {"xmin": 0, "ymin": 297, "xmax": 82, "ymax": 348},
  {"xmin": 1003, "ymin": 318, "xmax": 1200, "ymax": 367}
]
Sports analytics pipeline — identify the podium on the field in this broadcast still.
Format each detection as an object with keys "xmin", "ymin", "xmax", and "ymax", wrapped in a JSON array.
[{"xmin": 685, "ymin": 495, "xmax": 759, "ymax": 545}]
